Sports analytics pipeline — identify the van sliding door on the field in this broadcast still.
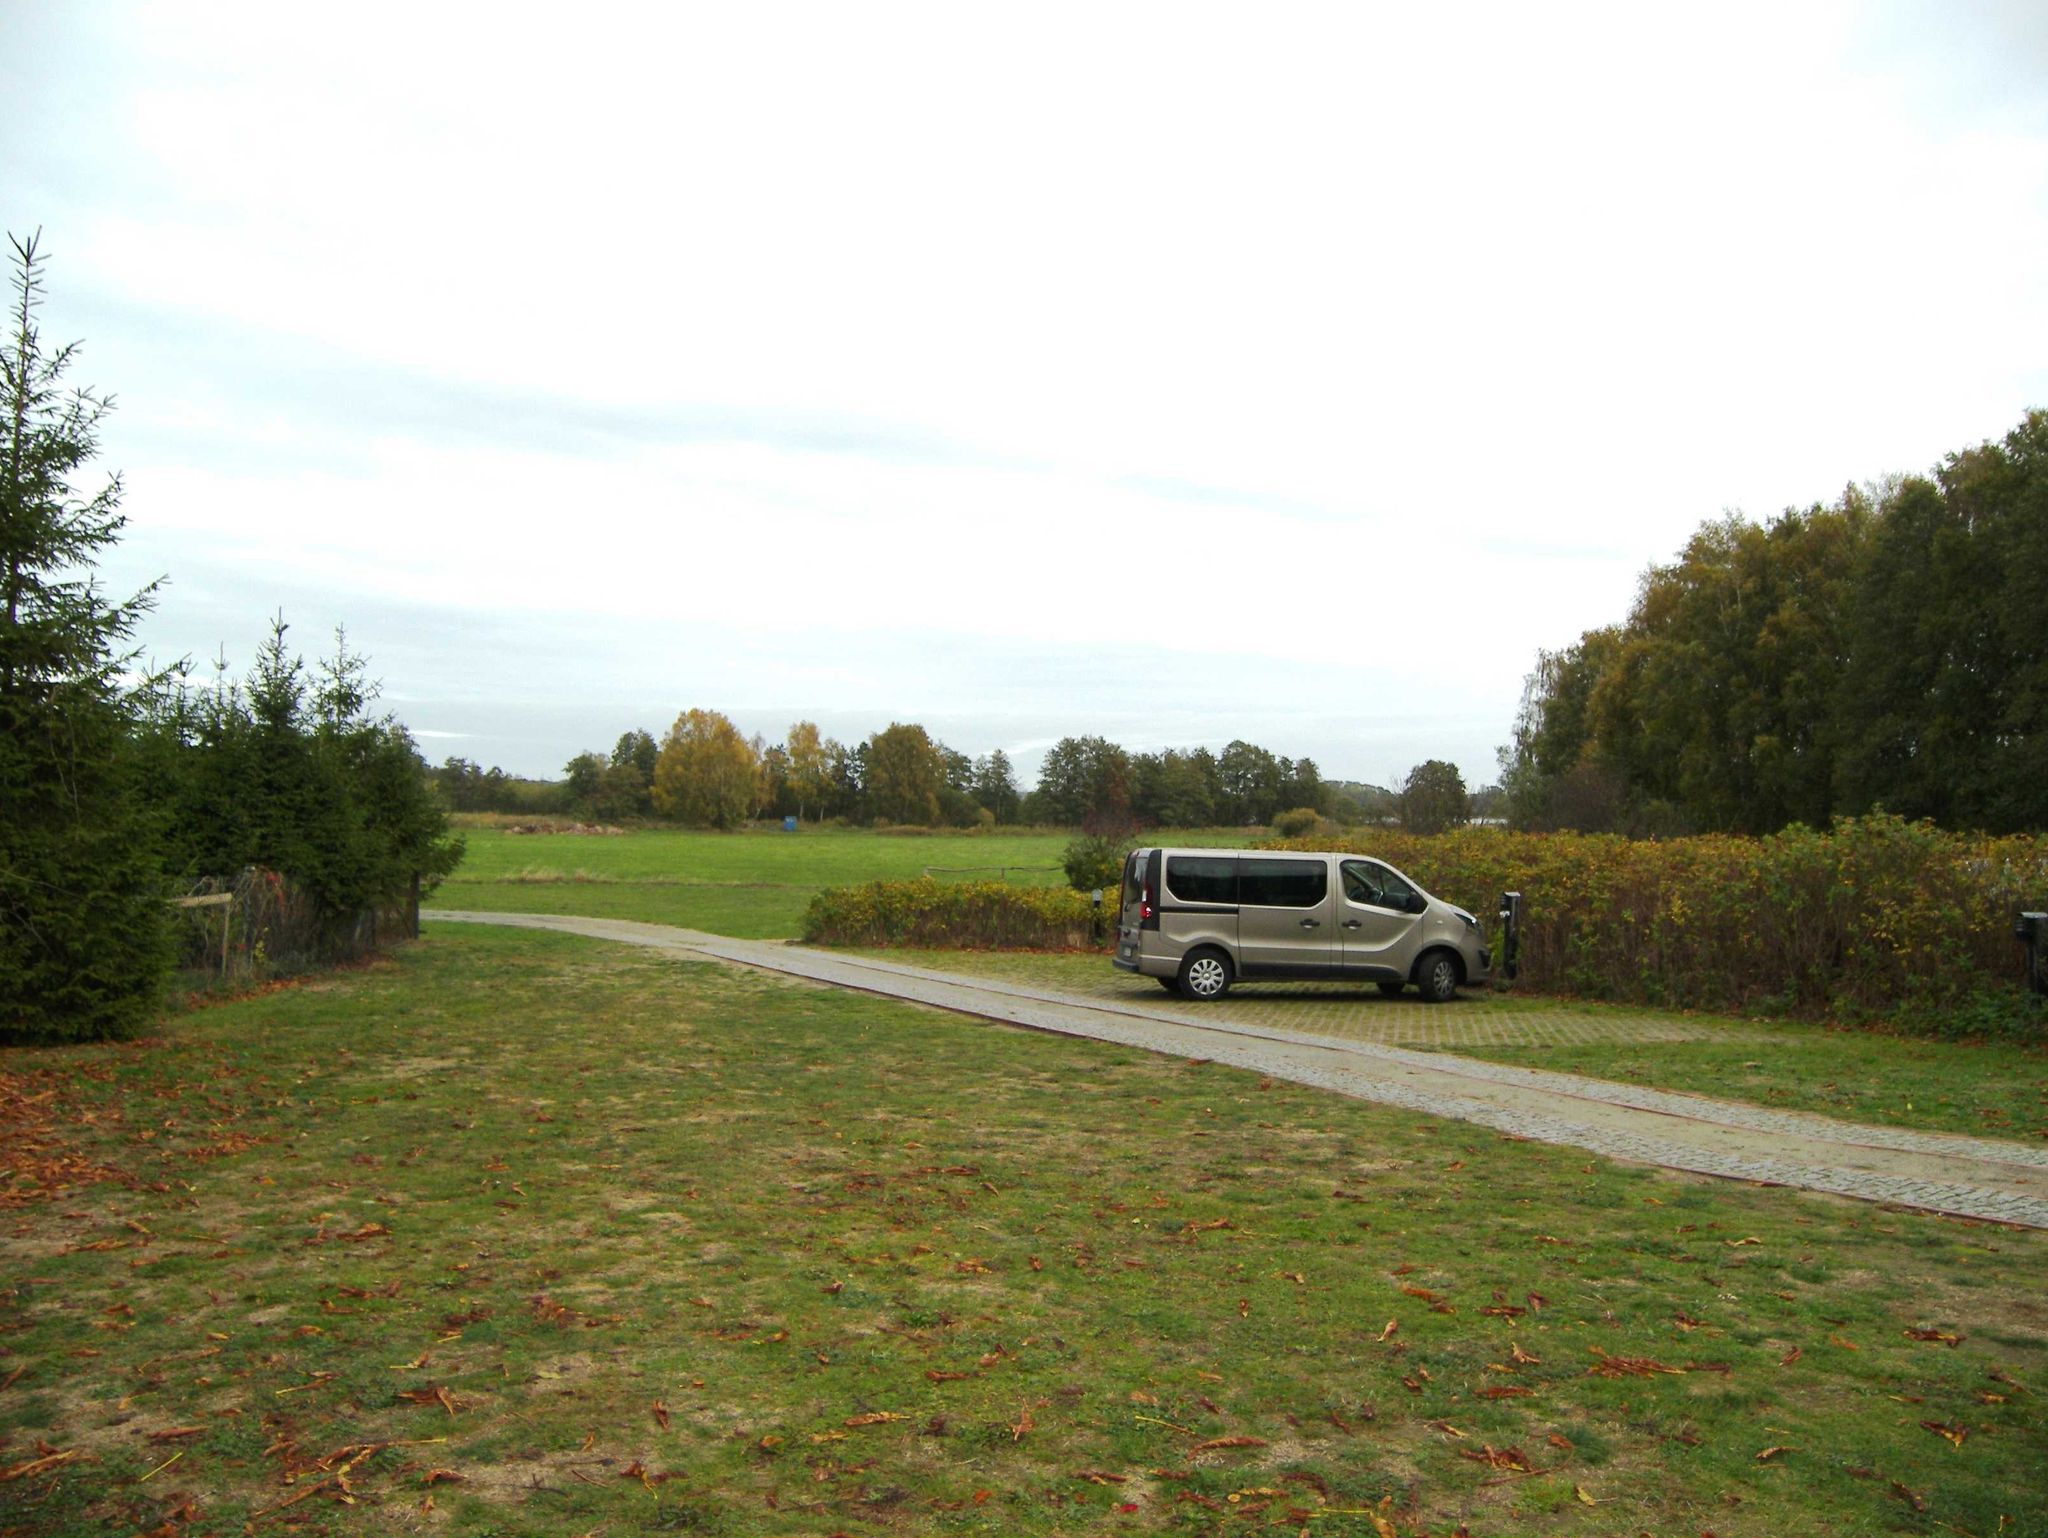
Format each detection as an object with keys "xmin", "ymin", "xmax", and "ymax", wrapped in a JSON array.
[{"xmin": 1236, "ymin": 857, "xmax": 1336, "ymax": 977}]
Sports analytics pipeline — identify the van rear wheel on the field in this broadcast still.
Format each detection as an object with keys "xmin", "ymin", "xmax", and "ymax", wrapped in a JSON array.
[{"xmin": 1178, "ymin": 948, "xmax": 1233, "ymax": 1002}]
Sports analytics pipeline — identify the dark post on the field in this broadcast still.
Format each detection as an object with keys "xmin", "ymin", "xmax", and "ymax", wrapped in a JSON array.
[
  {"xmin": 409, "ymin": 871, "xmax": 422, "ymax": 940},
  {"xmin": 1497, "ymin": 890, "xmax": 1522, "ymax": 982},
  {"xmin": 2017, "ymin": 909, "xmax": 2046, "ymax": 998}
]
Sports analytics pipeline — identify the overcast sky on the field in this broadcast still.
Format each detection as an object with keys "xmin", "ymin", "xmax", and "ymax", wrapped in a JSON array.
[{"xmin": 6, "ymin": 2, "xmax": 2045, "ymax": 789}]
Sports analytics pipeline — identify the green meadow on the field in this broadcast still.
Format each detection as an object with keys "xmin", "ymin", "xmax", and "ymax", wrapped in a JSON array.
[{"xmin": 429, "ymin": 824, "xmax": 1135, "ymax": 938}]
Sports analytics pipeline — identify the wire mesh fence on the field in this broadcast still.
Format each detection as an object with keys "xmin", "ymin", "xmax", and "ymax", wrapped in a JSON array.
[{"xmin": 170, "ymin": 868, "xmax": 418, "ymax": 983}]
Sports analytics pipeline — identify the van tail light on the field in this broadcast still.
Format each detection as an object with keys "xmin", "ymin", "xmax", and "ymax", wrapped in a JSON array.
[{"xmin": 1140, "ymin": 884, "xmax": 1154, "ymax": 922}]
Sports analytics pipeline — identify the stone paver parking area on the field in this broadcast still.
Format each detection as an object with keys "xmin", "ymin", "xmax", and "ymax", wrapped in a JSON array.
[
  {"xmin": 436, "ymin": 912, "xmax": 2048, "ymax": 1230},
  {"xmin": 858, "ymin": 949, "xmax": 1775, "ymax": 1050}
]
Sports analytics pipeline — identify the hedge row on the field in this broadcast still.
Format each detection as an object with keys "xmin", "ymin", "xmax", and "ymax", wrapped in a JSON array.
[
  {"xmin": 1269, "ymin": 813, "xmax": 2048, "ymax": 1028},
  {"xmin": 801, "ymin": 878, "xmax": 1097, "ymax": 950}
]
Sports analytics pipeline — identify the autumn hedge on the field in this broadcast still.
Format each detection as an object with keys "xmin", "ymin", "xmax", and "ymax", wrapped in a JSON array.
[
  {"xmin": 801, "ymin": 816, "xmax": 2046, "ymax": 1031},
  {"xmin": 1269, "ymin": 813, "xmax": 2048, "ymax": 1029},
  {"xmin": 801, "ymin": 878, "xmax": 1098, "ymax": 950}
]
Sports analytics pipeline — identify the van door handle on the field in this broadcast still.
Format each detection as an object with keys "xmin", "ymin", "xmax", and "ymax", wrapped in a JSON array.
[
  {"xmin": 1299, "ymin": 919, "xmax": 1320, "ymax": 929},
  {"xmin": 1342, "ymin": 920, "xmax": 1362, "ymax": 929}
]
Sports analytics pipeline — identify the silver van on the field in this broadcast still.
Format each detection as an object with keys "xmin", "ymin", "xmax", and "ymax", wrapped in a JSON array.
[{"xmin": 1113, "ymin": 848, "xmax": 1490, "ymax": 1003}]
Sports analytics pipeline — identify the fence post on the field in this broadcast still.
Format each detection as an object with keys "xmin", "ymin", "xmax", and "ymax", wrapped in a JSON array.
[{"xmin": 410, "ymin": 872, "xmax": 421, "ymax": 939}]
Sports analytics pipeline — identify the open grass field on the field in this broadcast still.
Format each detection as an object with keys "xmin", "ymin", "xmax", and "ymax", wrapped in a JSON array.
[
  {"xmin": 429, "ymin": 825, "xmax": 1259, "ymax": 940},
  {"xmin": 3, "ymin": 925, "xmax": 2044, "ymax": 1537}
]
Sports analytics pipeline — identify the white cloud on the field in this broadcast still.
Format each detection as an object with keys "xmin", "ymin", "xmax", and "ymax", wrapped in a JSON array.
[{"xmin": 11, "ymin": 0, "xmax": 2048, "ymax": 783}]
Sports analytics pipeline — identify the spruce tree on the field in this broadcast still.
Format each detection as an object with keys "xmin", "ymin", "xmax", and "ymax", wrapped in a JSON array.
[{"xmin": 0, "ymin": 231, "xmax": 169, "ymax": 1040}]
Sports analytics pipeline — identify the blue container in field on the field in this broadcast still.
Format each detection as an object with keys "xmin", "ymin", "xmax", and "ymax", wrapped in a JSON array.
[{"xmin": 782, "ymin": 815, "xmax": 798, "ymax": 832}]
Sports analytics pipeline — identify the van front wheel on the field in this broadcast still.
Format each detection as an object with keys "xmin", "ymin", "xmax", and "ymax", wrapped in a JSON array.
[
  {"xmin": 1416, "ymin": 950, "xmax": 1461, "ymax": 1004},
  {"xmin": 1178, "ymin": 949, "xmax": 1233, "ymax": 1002}
]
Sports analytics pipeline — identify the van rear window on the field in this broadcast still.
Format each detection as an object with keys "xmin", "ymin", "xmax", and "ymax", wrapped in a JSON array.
[
  {"xmin": 1239, "ymin": 857, "xmax": 1327, "ymax": 908},
  {"xmin": 1121, "ymin": 853, "xmax": 1148, "ymax": 915},
  {"xmin": 1165, "ymin": 856, "xmax": 1237, "ymax": 905}
]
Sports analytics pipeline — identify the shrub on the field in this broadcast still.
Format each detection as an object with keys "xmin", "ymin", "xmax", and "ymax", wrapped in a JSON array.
[
  {"xmin": 1062, "ymin": 832, "xmax": 1132, "ymax": 894},
  {"xmin": 1262, "ymin": 813, "xmax": 2048, "ymax": 1031},
  {"xmin": 1271, "ymin": 806, "xmax": 1322, "ymax": 838},
  {"xmin": 802, "ymin": 879, "xmax": 1098, "ymax": 950}
]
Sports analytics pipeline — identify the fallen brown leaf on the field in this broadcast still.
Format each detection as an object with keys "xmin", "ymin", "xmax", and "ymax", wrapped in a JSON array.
[
  {"xmin": 1586, "ymin": 1348, "xmax": 1684, "ymax": 1378},
  {"xmin": 0, "ymin": 1448, "xmax": 83, "ymax": 1482},
  {"xmin": 1458, "ymin": 1444, "xmax": 1534, "ymax": 1472}
]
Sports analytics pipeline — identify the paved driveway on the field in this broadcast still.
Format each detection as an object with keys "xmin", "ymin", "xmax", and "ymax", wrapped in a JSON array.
[
  {"xmin": 883, "ymin": 957, "xmax": 1775, "ymax": 1048},
  {"xmin": 435, "ymin": 911, "xmax": 2048, "ymax": 1230}
]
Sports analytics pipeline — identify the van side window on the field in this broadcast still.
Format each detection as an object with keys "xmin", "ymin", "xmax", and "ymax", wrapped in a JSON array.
[
  {"xmin": 1379, "ymin": 866, "xmax": 1420, "ymax": 907},
  {"xmin": 1344, "ymin": 860, "xmax": 1419, "ymax": 910},
  {"xmin": 1341, "ymin": 860, "xmax": 1383, "ymax": 905},
  {"xmin": 1165, "ymin": 856, "xmax": 1237, "ymax": 905},
  {"xmin": 1239, "ymin": 858, "xmax": 1327, "ymax": 908}
]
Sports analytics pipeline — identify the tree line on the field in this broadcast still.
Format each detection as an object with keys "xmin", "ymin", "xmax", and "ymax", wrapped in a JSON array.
[
  {"xmin": 557, "ymin": 718, "xmax": 1020, "ymax": 828},
  {"xmin": 1500, "ymin": 409, "xmax": 2048, "ymax": 835},
  {"xmin": 531, "ymin": 717, "xmax": 1483, "ymax": 834},
  {"xmin": 2, "ymin": 234, "xmax": 458, "ymax": 1042}
]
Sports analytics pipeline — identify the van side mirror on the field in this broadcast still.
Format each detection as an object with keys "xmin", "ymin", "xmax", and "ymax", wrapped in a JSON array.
[{"xmin": 1407, "ymin": 893, "xmax": 1427, "ymax": 915}]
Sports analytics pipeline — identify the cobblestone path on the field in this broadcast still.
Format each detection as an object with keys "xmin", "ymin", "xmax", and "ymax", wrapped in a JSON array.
[{"xmin": 435, "ymin": 911, "xmax": 2048, "ymax": 1229}]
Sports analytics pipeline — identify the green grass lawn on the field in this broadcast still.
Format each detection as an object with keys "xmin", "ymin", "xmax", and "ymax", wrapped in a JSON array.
[
  {"xmin": 430, "ymin": 825, "xmax": 1241, "ymax": 940},
  {"xmin": 3, "ymin": 927, "xmax": 2043, "ymax": 1536}
]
